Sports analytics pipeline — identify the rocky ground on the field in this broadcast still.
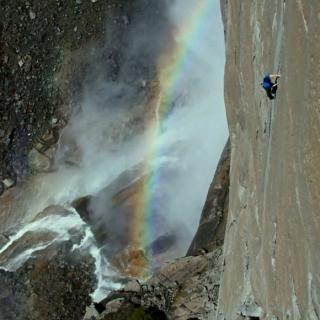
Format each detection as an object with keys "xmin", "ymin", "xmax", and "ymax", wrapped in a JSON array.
[
  {"xmin": 0, "ymin": 242, "xmax": 96, "ymax": 320},
  {"xmin": 0, "ymin": 0, "xmax": 107, "ymax": 191},
  {"xmin": 0, "ymin": 0, "xmax": 146, "ymax": 194}
]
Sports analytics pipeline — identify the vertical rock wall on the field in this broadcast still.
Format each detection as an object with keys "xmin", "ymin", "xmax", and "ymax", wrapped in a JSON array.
[
  {"xmin": 218, "ymin": 1, "xmax": 320, "ymax": 319},
  {"xmin": 187, "ymin": 139, "xmax": 230, "ymax": 256}
]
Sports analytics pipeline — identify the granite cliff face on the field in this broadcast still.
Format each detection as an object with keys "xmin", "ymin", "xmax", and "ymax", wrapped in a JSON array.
[
  {"xmin": 218, "ymin": 1, "xmax": 320, "ymax": 319},
  {"xmin": 188, "ymin": 139, "xmax": 230, "ymax": 256}
]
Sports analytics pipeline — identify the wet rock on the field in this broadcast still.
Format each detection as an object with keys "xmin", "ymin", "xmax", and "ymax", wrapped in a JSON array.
[
  {"xmin": 0, "ymin": 234, "xmax": 9, "ymax": 247},
  {"xmin": 123, "ymin": 279, "xmax": 141, "ymax": 293},
  {"xmin": 0, "ymin": 244, "xmax": 96, "ymax": 320},
  {"xmin": 72, "ymin": 163, "xmax": 179, "ymax": 276},
  {"xmin": 28, "ymin": 148, "xmax": 52, "ymax": 172},
  {"xmin": 0, "ymin": 230, "xmax": 58, "ymax": 269},
  {"xmin": 91, "ymin": 248, "xmax": 223, "ymax": 320},
  {"xmin": 31, "ymin": 205, "xmax": 72, "ymax": 222},
  {"xmin": 111, "ymin": 247, "xmax": 149, "ymax": 278},
  {"xmin": 2, "ymin": 178, "xmax": 15, "ymax": 188},
  {"xmin": 239, "ymin": 298, "xmax": 264, "ymax": 318},
  {"xmin": 84, "ymin": 305, "xmax": 99, "ymax": 320},
  {"xmin": 104, "ymin": 298, "xmax": 125, "ymax": 314}
]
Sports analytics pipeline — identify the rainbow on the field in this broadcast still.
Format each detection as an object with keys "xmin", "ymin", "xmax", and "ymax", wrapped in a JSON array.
[{"xmin": 128, "ymin": 0, "xmax": 213, "ymax": 277}]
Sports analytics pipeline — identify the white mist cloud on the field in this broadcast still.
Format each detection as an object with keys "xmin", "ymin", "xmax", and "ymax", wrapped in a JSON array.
[
  {"xmin": 141, "ymin": 0, "xmax": 228, "ymax": 251},
  {"xmin": 75, "ymin": 0, "xmax": 228, "ymax": 257}
]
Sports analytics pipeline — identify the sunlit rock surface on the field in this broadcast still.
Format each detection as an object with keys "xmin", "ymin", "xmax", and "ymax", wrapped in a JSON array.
[{"xmin": 217, "ymin": 1, "xmax": 320, "ymax": 319}]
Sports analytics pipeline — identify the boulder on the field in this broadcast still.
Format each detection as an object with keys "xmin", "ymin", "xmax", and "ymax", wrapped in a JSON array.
[{"xmin": 187, "ymin": 139, "xmax": 230, "ymax": 256}]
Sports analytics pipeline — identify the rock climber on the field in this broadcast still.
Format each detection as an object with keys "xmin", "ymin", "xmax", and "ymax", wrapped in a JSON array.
[{"xmin": 261, "ymin": 73, "xmax": 281, "ymax": 100}]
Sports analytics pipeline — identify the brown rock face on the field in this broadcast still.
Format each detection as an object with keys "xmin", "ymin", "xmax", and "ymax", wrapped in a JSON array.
[
  {"xmin": 187, "ymin": 139, "xmax": 230, "ymax": 256},
  {"xmin": 218, "ymin": 1, "xmax": 320, "ymax": 319}
]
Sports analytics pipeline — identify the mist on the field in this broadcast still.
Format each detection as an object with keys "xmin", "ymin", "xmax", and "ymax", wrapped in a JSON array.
[
  {"xmin": 0, "ymin": 0, "xmax": 227, "ymax": 290},
  {"xmin": 158, "ymin": 0, "xmax": 227, "ymax": 248},
  {"xmin": 68, "ymin": 0, "xmax": 228, "ymax": 257}
]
